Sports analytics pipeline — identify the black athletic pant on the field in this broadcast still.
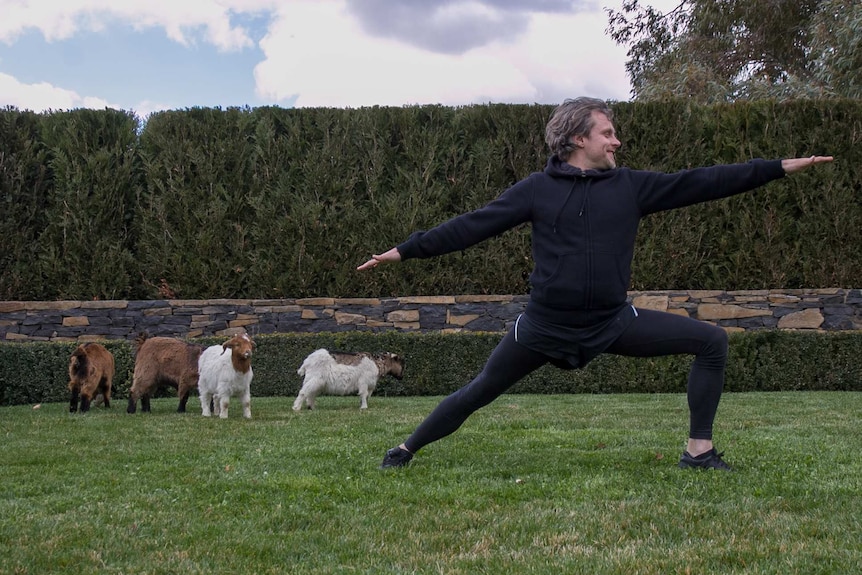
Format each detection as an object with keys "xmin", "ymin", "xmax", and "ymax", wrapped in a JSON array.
[{"xmin": 403, "ymin": 309, "xmax": 728, "ymax": 453}]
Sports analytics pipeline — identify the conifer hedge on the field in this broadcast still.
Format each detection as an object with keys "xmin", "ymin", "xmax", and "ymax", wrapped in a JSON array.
[{"xmin": 0, "ymin": 100, "xmax": 859, "ymax": 301}]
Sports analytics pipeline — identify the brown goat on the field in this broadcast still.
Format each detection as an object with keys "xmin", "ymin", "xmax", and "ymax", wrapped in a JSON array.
[
  {"xmin": 127, "ymin": 333, "xmax": 203, "ymax": 414},
  {"xmin": 68, "ymin": 342, "xmax": 115, "ymax": 413}
]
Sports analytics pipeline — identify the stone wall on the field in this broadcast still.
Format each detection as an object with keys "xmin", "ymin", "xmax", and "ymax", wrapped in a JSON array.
[{"xmin": 1, "ymin": 289, "xmax": 860, "ymax": 343}]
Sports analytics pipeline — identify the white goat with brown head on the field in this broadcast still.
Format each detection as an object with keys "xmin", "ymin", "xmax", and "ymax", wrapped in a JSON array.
[
  {"xmin": 198, "ymin": 333, "xmax": 255, "ymax": 419},
  {"xmin": 293, "ymin": 349, "xmax": 404, "ymax": 411}
]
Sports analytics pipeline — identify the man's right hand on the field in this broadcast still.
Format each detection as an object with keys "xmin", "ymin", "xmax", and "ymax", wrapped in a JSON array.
[{"xmin": 357, "ymin": 247, "xmax": 401, "ymax": 271}]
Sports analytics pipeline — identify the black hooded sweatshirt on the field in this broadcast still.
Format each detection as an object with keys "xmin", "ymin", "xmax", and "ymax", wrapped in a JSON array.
[{"xmin": 397, "ymin": 156, "xmax": 786, "ymax": 332}]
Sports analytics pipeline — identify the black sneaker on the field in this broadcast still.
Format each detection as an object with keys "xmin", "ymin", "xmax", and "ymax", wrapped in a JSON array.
[
  {"xmin": 678, "ymin": 448, "xmax": 733, "ymax": 471},
  {"xmin": 380, "ymin": 446, "xmax": 413, "ymax": 469}
]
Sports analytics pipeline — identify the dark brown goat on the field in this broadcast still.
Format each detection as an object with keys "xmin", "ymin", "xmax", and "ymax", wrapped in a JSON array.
[
  {"xmin": 127, "ymin": 333, "xmax": 203, "ymax": 414},
  {"xmin": 68, "ymin": 342, "xmax": 115, "ymax": 413}
]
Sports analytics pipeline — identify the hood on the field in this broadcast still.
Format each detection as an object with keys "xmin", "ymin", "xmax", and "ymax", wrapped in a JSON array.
[{"xmin": 544, "ymin": 156, "xmax": 618, "ymax": 180}]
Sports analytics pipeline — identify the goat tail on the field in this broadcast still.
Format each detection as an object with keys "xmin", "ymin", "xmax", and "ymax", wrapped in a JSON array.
[
  {"xmin": 75, "ymin": 353, "xmax": 88, "ymax": 378},
  {"xmin": 68, "ymin": 353, "xmax": 86, "ymax": 388}
]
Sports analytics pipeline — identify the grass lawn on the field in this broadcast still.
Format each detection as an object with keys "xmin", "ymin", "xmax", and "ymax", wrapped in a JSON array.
[{"xmin": 1, "ymin": 391, "xmax": 860, "ymax": 574}]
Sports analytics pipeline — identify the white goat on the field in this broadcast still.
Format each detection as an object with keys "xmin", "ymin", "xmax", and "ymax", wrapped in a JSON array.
[
  {"xmin": 293, "ymin": 349, "xmax": 405, "ymax": 411},
  {"xmin": 198, "ymin": 333, "xmax": 255, "ymax": 419}
]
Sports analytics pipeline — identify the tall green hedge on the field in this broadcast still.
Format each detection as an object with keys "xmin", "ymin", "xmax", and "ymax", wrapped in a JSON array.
[
  {"xmin": 2, "ymin": 331, "xmax": 860, "ymax": 407},
  {"xmin": 0, "ymin": 108, "xmax": 51, "ymax": 300},
  {"xmin": 0, "ymin": 108, "xmax": 141, "ymax": 300},
  {"xmin": 0, "ymin": 100, "xmax": 859, "ymax": 301}
]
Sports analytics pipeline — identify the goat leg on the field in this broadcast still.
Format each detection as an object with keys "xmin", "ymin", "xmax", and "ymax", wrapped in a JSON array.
[{"xmin": 69, "ymin": 387, "xmax": 80, "ymax": 413}]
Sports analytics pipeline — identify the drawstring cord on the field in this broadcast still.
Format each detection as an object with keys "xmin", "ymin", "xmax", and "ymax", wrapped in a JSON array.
[
  {"xmin": 552, "ymin": 178, "xmax": 589, "ymax": 233},
  {"xmin": 578, "ymin": 179, "xmax": 590, "ymax": 216}
]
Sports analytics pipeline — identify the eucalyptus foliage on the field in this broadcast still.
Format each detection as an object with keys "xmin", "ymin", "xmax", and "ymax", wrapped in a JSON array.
[{"xmin": 606, "ymin": 0, "xmax": 862, "ymax": 101}]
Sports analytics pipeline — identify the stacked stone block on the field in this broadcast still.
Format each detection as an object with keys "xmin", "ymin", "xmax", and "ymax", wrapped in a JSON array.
[{"xmin": 1, "ymin": 289, "xmax": 860, "ymax": 342}]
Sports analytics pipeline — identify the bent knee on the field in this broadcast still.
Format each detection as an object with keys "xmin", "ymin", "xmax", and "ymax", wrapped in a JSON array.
[{"xmin": 699, "ymin": 325, "xmax": 728, "ymax": 363}]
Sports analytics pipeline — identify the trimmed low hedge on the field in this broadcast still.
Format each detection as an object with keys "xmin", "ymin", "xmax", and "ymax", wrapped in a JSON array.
[{"xmin": 1, "ymin": 330, "xmax": 860, "ymax": 407}]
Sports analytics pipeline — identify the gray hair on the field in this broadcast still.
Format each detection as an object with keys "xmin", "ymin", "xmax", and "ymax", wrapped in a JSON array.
[{"xmin": 545, "ymin": 97, "xmax": 614, "ymax": 161}]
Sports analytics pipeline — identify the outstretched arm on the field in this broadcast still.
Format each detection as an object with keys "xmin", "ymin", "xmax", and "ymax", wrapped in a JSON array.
[
  {"xmin": 357, "ymin": 178, "xmax": 534, "ymax": 271},
  {"xmin": 782, "ymin": 156, "xmax": 834, "ymax": 174},
  {"xmin": 357, "ymin": 247, "xmax": 401, "ymax": 271}
]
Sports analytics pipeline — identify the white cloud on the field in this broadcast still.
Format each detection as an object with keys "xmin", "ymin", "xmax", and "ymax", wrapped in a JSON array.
[
  {"xmin": 0, "ymin": 0, "xmax": 279, "ymax": 51},
  {"xmin": 0, "ymin": 0, "xmax": 683, "ymax": 112},
  {"xmin": 130, "ymin": 99, "xmax": 176, "ymax": 119},
  {"xmin": 0, "ymin": 71, "xmax": 115, "ymax": 111},
  {"xmin": 497, "ymin": 9, "xmax": 635, "ymax": 102},
  {"xmin": 254, "ymin": 1, "xmax": 539, "ymax": 107},
  {"xmin": 253, "ymin": 0, "xmax": 635, "ymax": 108}
]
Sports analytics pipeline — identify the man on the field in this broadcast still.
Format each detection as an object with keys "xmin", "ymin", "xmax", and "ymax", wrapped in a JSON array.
[{"xmin": 358, "ymin": 97, "xmax": 833, "ymax": 471}]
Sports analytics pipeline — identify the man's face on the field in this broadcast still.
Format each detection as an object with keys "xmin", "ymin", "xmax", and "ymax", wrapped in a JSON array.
[{"xmin": 572, "ymin": 110, "xmax": 621, "ymax": 170}]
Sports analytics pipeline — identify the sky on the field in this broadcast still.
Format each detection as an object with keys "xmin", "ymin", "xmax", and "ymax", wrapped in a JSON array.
[{"xmin": 0, "ymin": 0, "xmax": 677, "ymax": 118}]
